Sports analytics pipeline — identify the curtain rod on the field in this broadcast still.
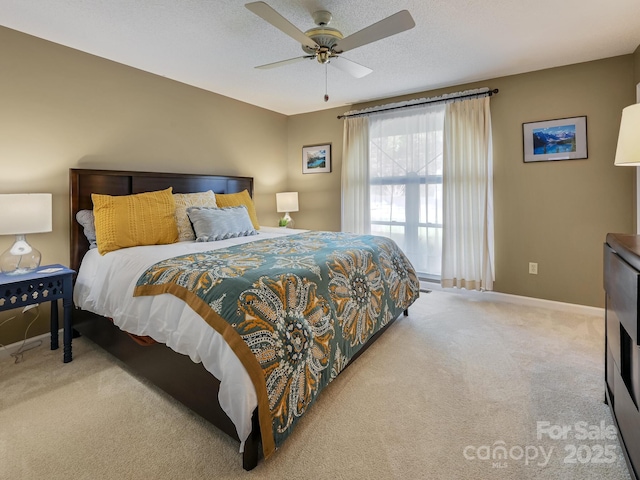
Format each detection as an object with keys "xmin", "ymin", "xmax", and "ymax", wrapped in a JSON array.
[{"xmin": 337, "ymin": 88, "xmax": 499, "ymax": 120}]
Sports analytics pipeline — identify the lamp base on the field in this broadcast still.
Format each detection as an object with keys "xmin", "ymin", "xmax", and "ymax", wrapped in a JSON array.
[
  {"xmin": 279, "ymin": 213, "xmax": 295, "ymax": 228},
  {"xmin": 0, "ymin": 234, "xmax": 42, "ymax": 275}
]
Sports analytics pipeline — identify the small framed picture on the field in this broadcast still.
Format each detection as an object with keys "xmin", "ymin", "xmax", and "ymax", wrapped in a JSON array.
[
  {"xmin": 302, "ymin": 144, "xmax": 331, "ymax": 174},
  {"xmin": 522, "ymin": 116, "xmax": 587, "ymax": 163}
]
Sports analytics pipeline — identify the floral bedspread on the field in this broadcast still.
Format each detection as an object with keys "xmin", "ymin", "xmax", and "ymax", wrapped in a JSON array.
[{"xmin": 133, "ymin": 231, "xmax": 419, "ymax": 458}]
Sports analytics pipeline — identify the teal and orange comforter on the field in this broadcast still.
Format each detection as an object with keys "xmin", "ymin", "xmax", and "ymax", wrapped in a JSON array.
[{"xmin": 134, "ymin": 231, "xmax": 419, "ymax": 458}]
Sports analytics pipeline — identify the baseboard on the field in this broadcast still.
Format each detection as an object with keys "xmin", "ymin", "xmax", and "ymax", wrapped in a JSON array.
[
  {"xmin": 0, "ymin": 329, "xmax": 61, "ymax": 361},
  {"xmin": 420, "ymin": 281, "xmax": 604, "ymax": 317}
]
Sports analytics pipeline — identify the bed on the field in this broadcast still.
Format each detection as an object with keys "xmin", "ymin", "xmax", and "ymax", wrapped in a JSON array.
[{"xmin": 69, "ymin": 168, "xmax": 420, "ymax": 470}]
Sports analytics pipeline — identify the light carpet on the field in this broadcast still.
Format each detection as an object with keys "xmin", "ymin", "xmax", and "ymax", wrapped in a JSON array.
[{"xmin": 0, "ymin": 290, "xmax": 632, "ymax": 479}]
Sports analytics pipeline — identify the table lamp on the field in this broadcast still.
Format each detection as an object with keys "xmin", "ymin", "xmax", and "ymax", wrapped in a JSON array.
[
  {"xmin": 276, "ymin": 192, "xmax": 299, "ymax": 228},
  {"xmin": 0, "ymin": 193, "xmax": 53, "ymax": 275},
  {"xmin": 614, "ymin": 103, "xmax": 640, "ymax": 166}
]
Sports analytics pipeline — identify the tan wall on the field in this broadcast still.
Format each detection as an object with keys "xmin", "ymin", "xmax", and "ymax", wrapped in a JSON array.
[
  {"xmin": 0, "ymin": 27, "xmax": 288, "ymax": 345},
  {"xmin": 285, "ymin": 107, "xmax": 345, "ymax": 231},
  {"xmin": 287, "ymin": 56, "xmax": 637, "ymax": 307},
  {"xmin": 490, "ymin": 56, "xmax": 634, "ymax": 306}
]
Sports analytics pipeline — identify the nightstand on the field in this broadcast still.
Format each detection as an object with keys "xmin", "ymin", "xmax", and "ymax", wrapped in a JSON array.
[{"xmin": 0, "ymin": 264, "xmax": 75, "ymax": 363}]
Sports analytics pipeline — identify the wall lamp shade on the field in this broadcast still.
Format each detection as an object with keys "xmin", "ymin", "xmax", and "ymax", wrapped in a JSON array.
[
  {"xmin": 0, "ymin": 193, "xmax": 52, "ymax": 275},
  {"xmin": 276, "ymin": 192, "xmax": 299, "ymax": 227},
  {"xmin": 614, "ymin": 103, "xmax": 640, "ymax": 166}
]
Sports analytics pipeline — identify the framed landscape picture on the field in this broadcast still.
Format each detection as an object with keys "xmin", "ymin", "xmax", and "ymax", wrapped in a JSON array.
[
  {"xmin": 302, "ymin": 144, "xmax": 331, "ymax": 174},
  {"xmin": 522, "ymin": 116, "xmax": 587, "ymax": 163}
]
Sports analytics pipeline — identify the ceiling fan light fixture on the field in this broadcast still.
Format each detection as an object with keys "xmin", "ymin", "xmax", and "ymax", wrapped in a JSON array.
[
  {"xmin": 301, "ymin": 27, "xmax": 343, "ymax": 55},
  {"xmin": 317, "ymin": 49, "xmax": 331, "ymax": 64}
]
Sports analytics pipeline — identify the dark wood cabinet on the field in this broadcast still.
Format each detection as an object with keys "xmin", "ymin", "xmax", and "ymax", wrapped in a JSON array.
[{"xmin": 604, "ymin": 233, "xmax": 640, "ymax": 480}]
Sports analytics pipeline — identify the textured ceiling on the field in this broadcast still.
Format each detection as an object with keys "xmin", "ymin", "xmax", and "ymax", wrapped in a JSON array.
[{"xmin": 1, "ymin": 0, "xmax": 640, "ymax": 115}]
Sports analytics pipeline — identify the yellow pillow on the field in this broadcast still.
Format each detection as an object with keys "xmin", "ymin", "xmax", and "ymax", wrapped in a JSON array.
[
  {"xmin": 215, "ymin": 190, "xmax": 260, "ymax": 230},
  {"xmin": 173, "ymin": 191, "xmax": 217, "ymax": 241},
  {"xmin": 92, "ymin": 188, "xmax": 179, "ymax": 255}
]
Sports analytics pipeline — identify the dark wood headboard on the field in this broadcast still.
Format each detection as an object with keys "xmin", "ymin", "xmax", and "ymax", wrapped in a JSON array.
[{"xmin": 69, "ymin": 168, "xmax": 254, "ymax": 273}]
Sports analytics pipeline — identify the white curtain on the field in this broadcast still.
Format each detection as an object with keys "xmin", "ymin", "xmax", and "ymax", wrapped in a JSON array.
[
  {"xmin": 368, "ymin": 105, "xmax": 445, "ymax": 277},
  {"xmin": 341, "ymin": 116, "xmax": 370, "ymax": 233},
  {"xmin": 441, "ymin": 96, "xmax": 494, "ymax": 290}
]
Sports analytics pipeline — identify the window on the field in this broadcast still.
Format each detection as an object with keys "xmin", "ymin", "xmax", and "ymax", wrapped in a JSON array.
[
  {"xmin": 369, "ymin": 105, "xmax": 445, "ymax": 278},
  {"xmin": 342, "ymin": 89, "xmax": 494, "ymax": 290}
]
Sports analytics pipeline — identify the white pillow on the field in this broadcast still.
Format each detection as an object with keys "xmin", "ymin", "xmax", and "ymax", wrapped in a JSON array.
[{"xmin": 186, "ymin": 206, "xmax": 257, "ymax": 242}]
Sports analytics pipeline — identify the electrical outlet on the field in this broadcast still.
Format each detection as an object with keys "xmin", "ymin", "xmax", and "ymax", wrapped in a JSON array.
[{"xmin": 529, "ymin": 262, "xmax": 538, "ymax": 275}]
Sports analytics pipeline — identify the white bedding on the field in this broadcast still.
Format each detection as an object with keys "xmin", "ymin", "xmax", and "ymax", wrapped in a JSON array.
[{"xmin": 73, "ymin": 226, "xmax": 306, "ymax": 449}]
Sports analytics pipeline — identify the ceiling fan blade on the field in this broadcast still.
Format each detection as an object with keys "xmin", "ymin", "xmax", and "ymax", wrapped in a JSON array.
[
  {"xmin": 255, "ymin": 56, "xmax": 315, "ymax": 70},
  {"xmin": 332, "ymin": 10, "xmax": 415, "ymax": 54},
  {"xmin": 329, "ymin": 56, "xmax": 373, "ymax": 78},
  {"xmin": 245, "ymin": 2, "xmax": 319, "ymax": 51}
]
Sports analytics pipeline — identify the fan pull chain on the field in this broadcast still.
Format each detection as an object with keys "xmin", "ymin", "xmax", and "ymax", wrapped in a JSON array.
[{"xmin": 324, "ymin": 64, "xmax": 329, "ymax": 102}]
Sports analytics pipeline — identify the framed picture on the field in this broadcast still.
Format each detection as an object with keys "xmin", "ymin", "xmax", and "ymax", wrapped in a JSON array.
[
  {"xmin": 302, "ymin": 144, "xmax": 331, "ymax": 174},
  {"xmin": 522, "ymin": 116, "xmax": 587, "ymax": 163}
]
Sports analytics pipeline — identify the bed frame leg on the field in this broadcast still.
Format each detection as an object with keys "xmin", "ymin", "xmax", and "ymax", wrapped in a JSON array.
[
  {"xmin": 242, "ymin": 408, "xmax": 261, "ymax": 470},
  {"xmin": 403, "ymin": 309, "xmax": 409, "ymax": 316}
]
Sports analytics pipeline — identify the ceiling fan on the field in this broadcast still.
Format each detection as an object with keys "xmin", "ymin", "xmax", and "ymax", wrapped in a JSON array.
[{"xmin": 245, "ymin": 2, "xmax": 415, "ymax": 82}]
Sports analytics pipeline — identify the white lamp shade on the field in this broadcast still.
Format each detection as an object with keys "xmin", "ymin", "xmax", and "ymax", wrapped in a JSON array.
[
  {"xmin": 614, "ymin": 103, "xmax": 640, "ymax": 166},
  {"xmin": 276, "ymin": 192, "xmax": 299, "ymax": 213},
  {"xmin": 0, "ymin": 193, "xmax": 53, "ymax": 235}
]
